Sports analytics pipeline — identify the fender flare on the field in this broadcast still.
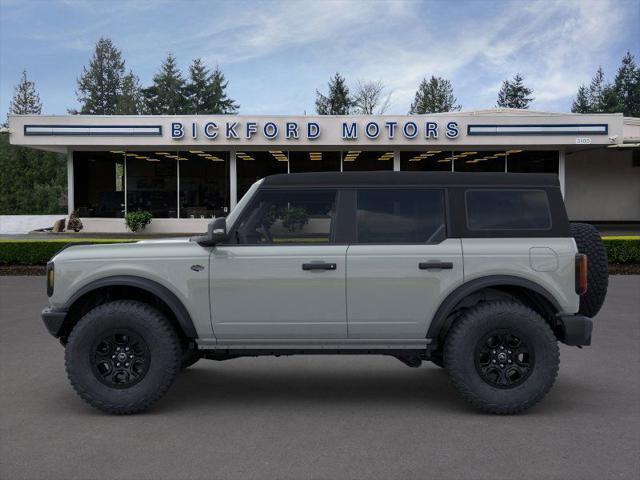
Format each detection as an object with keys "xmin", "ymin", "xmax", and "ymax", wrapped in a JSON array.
[
  {"xmin": 64, "ymin": 275, "xmax": 198, "ymax": 338},
  {"xmin": 426, "ymin": 275, "xmax": 562, "ymax": 340}
]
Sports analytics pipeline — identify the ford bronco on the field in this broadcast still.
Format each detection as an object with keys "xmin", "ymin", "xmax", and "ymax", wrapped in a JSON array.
[{"xmin": 42, "ymin": 172, "xmax": 608, "ymax": 414}]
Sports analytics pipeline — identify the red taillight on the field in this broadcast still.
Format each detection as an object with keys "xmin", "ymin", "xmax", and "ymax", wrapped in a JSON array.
[{"xmin": 575, "ymin": 254, "xmax": 587, "ymax": 295}]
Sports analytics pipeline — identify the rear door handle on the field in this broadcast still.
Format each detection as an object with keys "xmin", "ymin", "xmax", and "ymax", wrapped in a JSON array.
[
  {"xmin": 419, "ymin": 261, "xmax": 453, "ymax": 270},
  {"xmin": 302, "ymin": 262, "xmax": 337, "ymax": 271}
]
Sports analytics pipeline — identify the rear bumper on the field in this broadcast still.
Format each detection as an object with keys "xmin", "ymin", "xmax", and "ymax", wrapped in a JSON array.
[
  {"xmin": 42, "ymin": 307, "xmax": 68, "ymax": 338},
  {"xmin": 557, "ymin": 314, "xmax": 593, "ymax": 346}
]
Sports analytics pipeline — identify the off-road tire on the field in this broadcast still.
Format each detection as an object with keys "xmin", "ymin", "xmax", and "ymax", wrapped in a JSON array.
[
  {"xmin": 65, "ymin": 300, "xmax": 181, "ymax": 414},
  {"xmin": 181, "ymin": 344, "xmax": 201, "ymax": 369},
  {"xmin": 444, "ymin": 301, "xmax": 559, "ymax": 414},
  {"xmin": 570, "ymin": 222, "xmax": 608, "ymax": 317}
]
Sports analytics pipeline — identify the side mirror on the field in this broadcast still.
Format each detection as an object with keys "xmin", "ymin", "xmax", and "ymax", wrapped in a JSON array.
[
  {"xmin": 192, "ymin": 217, "xmax": 227, "ymax": 246},
  {"xmin": 207, "ymin": 217, "xmax": 227, "ymax": 244}
]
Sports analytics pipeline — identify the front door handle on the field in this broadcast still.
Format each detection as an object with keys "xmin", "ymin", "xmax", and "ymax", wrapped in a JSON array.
[
  {"xmin": 419, "ymin": 261, "xmax": 453, "ymax": 270},
  {"xmin": 302, "ymin": 262, "xmax": 337, "ymax": 271}
]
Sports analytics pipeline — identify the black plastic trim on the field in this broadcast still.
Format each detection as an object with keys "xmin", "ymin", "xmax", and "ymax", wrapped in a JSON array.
[
  {"xmin": 63, "ymin": 275, "xmax": 198, "ymax": 338},
  {"xmin": 426, "ymin": 275, "xmax": 562, "ymax": 340},
  {"xmin": 41, "ymin": 306, "xmax": 68, "ymax": 337},
  {"xmin": 556, "ymin": 314, "xmax": 593, "ymax": 346}
]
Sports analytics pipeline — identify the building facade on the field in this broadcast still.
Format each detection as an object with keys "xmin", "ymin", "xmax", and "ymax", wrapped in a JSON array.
[{"xmin": 8, "ymin": 109, "xmax": 640, "ymax": 233}]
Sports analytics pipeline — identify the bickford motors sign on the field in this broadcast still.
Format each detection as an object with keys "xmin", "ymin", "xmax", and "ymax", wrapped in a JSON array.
[{"xmin": 171, "ymin": 119, "xmax": 461, "ymax": 141}]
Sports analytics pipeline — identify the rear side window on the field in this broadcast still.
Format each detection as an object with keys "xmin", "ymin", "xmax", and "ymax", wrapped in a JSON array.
[
  {"xmin": 465, "ymin": 189, "xmax": 551, "ymax": 230},
  {"xmin": 356, "ymin": 189, "xmax": 446, "ymax": 243}
]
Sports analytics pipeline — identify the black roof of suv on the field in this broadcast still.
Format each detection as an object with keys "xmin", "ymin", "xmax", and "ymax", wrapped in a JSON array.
[{"xmin": 262, "ymin": 171, "xmax": 560, "ymax": 188}]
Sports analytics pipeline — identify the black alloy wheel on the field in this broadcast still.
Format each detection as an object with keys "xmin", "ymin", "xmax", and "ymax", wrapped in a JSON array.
[
  {"xmin": 474, "ymin": 330, "xmax": 534, "ymax": 388},
  {"xmin": 91, "ymin": 330, "xmax": 150, "ymax": 388}
]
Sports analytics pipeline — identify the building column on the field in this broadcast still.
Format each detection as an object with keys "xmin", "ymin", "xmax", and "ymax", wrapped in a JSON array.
[
  {"xmin": 559, "ymin": 149, "xmax": 566, "ymax": 198},
  {"xmin": 66, "ymin": 149, "xmax": 74, "ymax": 216},
  {"xmin": 229, "ymin": 150, "xmax": 237, "ymax": 211},
  {"xmin": 393, "ymin": 150, "xmax": 400, "ymax": 171}
]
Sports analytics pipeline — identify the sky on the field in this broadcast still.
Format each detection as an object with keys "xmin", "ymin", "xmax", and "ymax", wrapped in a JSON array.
[{"xmin": 0, "ymin": 0, "xmax": 638, "ymax": 117}]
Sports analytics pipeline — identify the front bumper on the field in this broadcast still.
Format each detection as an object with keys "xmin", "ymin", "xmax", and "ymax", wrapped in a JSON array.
[
  {"xmin": 557, "ymin": 314, "xmax": 593, "ymax": 346},
  {"xmin": 42, "ymin": 307, "xmax": 68, "ymax": 338}
]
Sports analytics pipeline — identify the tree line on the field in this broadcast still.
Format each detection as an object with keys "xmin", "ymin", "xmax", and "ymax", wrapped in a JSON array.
[{"xmin": 71, "ymin": 37, "xmax": 239, "ymax": 115}]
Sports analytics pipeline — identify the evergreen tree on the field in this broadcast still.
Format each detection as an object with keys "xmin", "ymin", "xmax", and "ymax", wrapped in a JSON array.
[
  {"xmin": 613, "ymin": 51, "xmax": 640, "ymax": 117},
  {"xmin": 116, "ymin": 71, "xmax": 144, "ymax": 114},
  {"xmin": 75, "ymin": 37, "xmax": 126, "ymax": 114},
  {"xmin": 143, "ymin": 53, "xmax": 188, "ymax": 114},
  {"xmin": 185, "ymin": 59, "xmax": 239, "ymax": 114},
  {"xmin": 207, "ymin": 65, "xmax": 239, "ymax": 114},
  {"xmin": 409, "ymin": 76, "xmax": 460, "ymax": 114},
  {"xmin": 496, "ymin": 73, "xmax": 534, "ymax": 109},
  {"xmin": 587, "ymin": 67, "xmax": 607, "ymax": 112},
  {"xmin": 571, "ymin": 85, "xmax": 591, "ymax": 113},
  {"xmin": 9, "ymin": 70, "xmax": 42, "ymax": 116},
  {"xmin": 315, "ymin": 73, "xmax": 353, "ymax": 115},
  {"xmin": 186, "ymin": 58, "xmax": 209, "ymax": 114}
]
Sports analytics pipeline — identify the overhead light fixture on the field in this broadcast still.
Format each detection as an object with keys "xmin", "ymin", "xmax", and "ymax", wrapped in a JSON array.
[
  {"xmin": 125, "ymin": 153, "xmax": 137, "ymax": 157},
  {"xmin": 189, "ymin": 150, "xmax": 204, "ymax": 154},
  {"xmin": 495, "ymin": 153, "xmax": 507, "ymax": 156},
  {"xmin": 135, "ymin": 156, "xmax": 148, "ymax": 159},
  {"xmin": 427, "ymin": 150, "xmax": 442, "ymax": 154},
  {"xmin": 506, "ymin": 149, "xmax": 523, "ymax": 154},
  {"xmin": 146, "ymin": 158, "xmax": 160, "ymax": 162},
  {"xmin": 110, "ymin": 150, "xmax": 125, "ymax": 154},
  {"xmin": 155, "ymin": 152, "xmax": 170, "ymax": 155},
  {"xmin": 437, "ymin": 158, "xmax": 451, "ymax": 163}
]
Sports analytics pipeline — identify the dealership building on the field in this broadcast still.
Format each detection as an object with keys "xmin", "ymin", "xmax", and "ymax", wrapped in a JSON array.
[{"xmin": 8, "ymin": 109, "xmax": 640, "ymax": 233}]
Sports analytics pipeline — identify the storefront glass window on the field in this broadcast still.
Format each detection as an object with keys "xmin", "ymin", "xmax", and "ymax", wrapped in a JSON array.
[
  {"xmin": 178, "ymin": 151, "xmax": 229, "ymax": 218},
  {"xmin": 454, "ymin": 151, "xmax": 506, "ymax": 172},
  {"xmin": 342, "ymin": 151, "xmax": 394, "ymax": 171},
  {"xmin": 237, "ymin": 150, "xmax": 288, "ymax": 200},
  {"xmin": 73, "ymin": 151, "xmax": 125, "ymax": 217},
  {"xmin": 506, "ymin": 150, "xmax": 559, "ymax": 173},
  {"xmin": 400, "ymin": 151, "xmax": 453, "ymax": 171},
  {"xmin": 289, "ymin": 151, "xmax": 341, "ymax": 173},
  {"xmin": 126, "ymin": 152, "xmax": 177, "ymax": 218}
]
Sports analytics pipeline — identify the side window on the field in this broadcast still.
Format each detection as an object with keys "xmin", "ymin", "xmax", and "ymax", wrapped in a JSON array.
[
  {"xmin": 465, "ymin": 189, "xmax": 551, "ymax": 230},
  {"xmin": 235, "ymin": 189, "xmax": 337, "ymax": 244},
  {"xmin": 356, "ymin": 189, "xmax": 446, "ymax": 243}
]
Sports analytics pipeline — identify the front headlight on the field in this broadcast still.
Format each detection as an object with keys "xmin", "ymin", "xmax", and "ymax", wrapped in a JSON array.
[{"xmin": 46, "ymin": 262, "xmax": 54, "ymax": 297}]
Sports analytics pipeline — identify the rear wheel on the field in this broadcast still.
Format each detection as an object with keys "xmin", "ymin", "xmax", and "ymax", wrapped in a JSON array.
[
  {"xmin": 65, "ymin": 300, "xmax": 181, "ymax": 414},
  {"xmin": 444, "ymin": 301, "xmax": 559, "ymax": 414}
]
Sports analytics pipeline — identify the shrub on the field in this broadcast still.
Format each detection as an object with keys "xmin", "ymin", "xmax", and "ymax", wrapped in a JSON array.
[
  {"xmin": 66, "ymin": 210, "xmax": 83, "ymax": 232},
  {"xmin": 125, "ymin": 211, "xmax": 152, "ymax": 232},
  {"xmin": 0, "ymin": 239, "xmax": 137, "ymax": 265},
  {"xmin": 602, "ymin": 237, "xmax": 640, "ymax": 264}
]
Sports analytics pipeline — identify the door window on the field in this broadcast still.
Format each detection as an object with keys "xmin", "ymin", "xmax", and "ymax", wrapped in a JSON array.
[
  {"xmin": 356, "ymin": 189, "xmax": 446, "ymax": 243},
  {"xmin": 235, "ymin": 189, "xmax": 338, "ymax": 244}
]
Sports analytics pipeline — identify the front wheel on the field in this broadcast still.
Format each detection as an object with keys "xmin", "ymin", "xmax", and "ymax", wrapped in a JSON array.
[
  {"xmin": 444, "ymin": 301, "xmax": 559, "ymax": 414},
  {"xmin": 65, "ymin": 300, "xmax": 182, "ymax": 414}
]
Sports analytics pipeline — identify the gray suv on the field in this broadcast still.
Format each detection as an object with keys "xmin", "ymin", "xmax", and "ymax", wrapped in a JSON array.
[{"xmin": 42, "ymin": 172, "xmax": 608, "ymax": 414}]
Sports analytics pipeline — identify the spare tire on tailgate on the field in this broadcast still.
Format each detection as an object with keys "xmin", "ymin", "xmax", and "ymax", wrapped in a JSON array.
[{"xmin": 570, "ymin": 223, "xmax": 608, "ymax": 317}]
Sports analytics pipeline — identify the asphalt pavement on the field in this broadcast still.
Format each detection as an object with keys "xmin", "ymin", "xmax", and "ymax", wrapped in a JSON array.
[{"xmin": 1, "ymin": 275, "xmax": 638, "ymax": 480}]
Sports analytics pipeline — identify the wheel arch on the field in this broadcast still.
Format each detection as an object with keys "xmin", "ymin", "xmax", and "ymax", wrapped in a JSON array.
[
  {"xmin": 427, "ymin": 275, "xmax": 562, "ymax": 343},
  {"xmin": 60, "ymin": 275, "xmax": 198, "ymax": 341}
]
